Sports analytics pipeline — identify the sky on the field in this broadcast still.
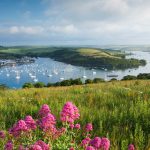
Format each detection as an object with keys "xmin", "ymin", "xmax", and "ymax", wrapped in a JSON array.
[{"xmin": 0, "ymin": 0, "xmax": 150, "ymax": 45}]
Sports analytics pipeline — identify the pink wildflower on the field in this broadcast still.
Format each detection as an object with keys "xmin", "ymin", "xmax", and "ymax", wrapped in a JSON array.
[
  {"xmin": 128, "ymin": 144, "xmax": 135, "ymax": 150},
  {"xmin": 24, "ymin": 115, "xmax": 36, "ymax": 130},
  {"xmin": 34, "ymin": 140, "xmax": 50, "ymax": 150},
  {"xmin": 100, "ymin": 138, "xmax": 110, "ymax": 150},
  {"xmin": 86, "ymin": 146, "xmax": 95, "ymax": 150},
  {"xmin": 69, "ymin": 147, "xmax": 75, "ymax": 150},
  {"xmin": 38, "ymin": 113, "xmax": 56, "ymax": 132},
  {"xmin": 90, "ymin": 137, "xmax": 101, "ymax": 149},
  {"xmin": 4, "ymin": 140, "xmax": 13, "ymax": 150},
  {"xmin": 18, "ymin": 145, "xmax": 26, "ymax": 150},
  {"xmin": 30, "ymin": 145, "xmax": 42, "ymax": 150},
  {"xmin": 81, "ymin": 137, "xmax": 91, "ymax": 148},
  {"xmin": 0, "ymin": 130, "xmax": 5, "ymax": 139},
  {"xmin": 70, "ymin": 124, "xmax": 74, "ymax": 129},
  {"xmin": 85, "ymin": 123, "xmax": 93, "ymax": 132},
  {"xmin": 38, "ymin": 104, "xmax": 51, "ymax": 117},
  {"xmin": 73, "ymin": 105, "xmax": 80, "ymax": 119},
  {"xmin": 60, "ymin": 127, "xmax": 66, "ymax": 133},
  {"xmin": 60, "ymin": 102, "xmax": 80, "ymax": 124},
  {"xmin": 9, "ymin": 120, "xmax": 28, "ymax": 137},
  {"xmin": 75, "ymin": 123, "xmax": 80, "ymax": 129},
  {"xmin": 53, "ymin": 127, "xmax": 66, "ymax": 139}
]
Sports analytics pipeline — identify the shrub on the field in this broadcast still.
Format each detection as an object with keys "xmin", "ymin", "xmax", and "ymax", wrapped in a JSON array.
[
  {"xmin": 110, "ymin": 78, "xmax": 117, "ymax": 81},
  {"xmin": 60, "ymin": 79, "xmax": 72, "ymax": 86},
  {"xmin": 71, "ymin": 78, "xmax": 82, "ymax": 85},
  {"xmin": 93, "ymin": 78, "xmax": 105, "ymax": 83},
  {"xmin": 22, "ymin": 82, "xmax": 34, "ymax": 88},
  {"xmin": 137, "ymin": 73, "xmax": 150, "ymax": 79},
  {"xmin": 122, "ymin": 75, "xmax": 137, "ymax": 81},
  {"xmin": 85, "ymin": 79, "xmax": 93, "ymax": 84},
  {"xmin": 47, "ymin": 83, "xmax": 53, "ymax": 87},
  {"xmin": 34, "ymin": 82, "xmax": 46, "ymax": 88}
]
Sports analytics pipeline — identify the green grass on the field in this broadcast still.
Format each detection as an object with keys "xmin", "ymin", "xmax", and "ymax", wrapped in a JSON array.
[
  {"xmin": 77, "ymin": 48, "xmax": 122, "ymax": 59},
  {"xmin": 0, "ymin": 80, "xmax": 150, "ymax": 149}
]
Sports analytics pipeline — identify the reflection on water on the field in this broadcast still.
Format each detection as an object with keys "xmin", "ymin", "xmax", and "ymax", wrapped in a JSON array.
[{"xmin": 0, "ymin": 51, "xmax": 150, "ymax": 88}]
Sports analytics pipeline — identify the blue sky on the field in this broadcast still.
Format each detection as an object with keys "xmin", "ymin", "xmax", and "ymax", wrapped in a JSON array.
[{"xmin": 0, "ymin": 0, "xmax": 150, "ymax": 45}]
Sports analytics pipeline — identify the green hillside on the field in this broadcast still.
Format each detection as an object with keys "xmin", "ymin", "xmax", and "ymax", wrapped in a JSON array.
[{"xmin": 0, "ymin": 46, "xmax": 146, "ymax": 70}]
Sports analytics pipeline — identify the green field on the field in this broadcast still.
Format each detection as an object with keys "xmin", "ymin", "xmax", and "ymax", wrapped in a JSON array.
[
  {"xmin": 0, "ymin": 80, "xmax": 149, "ymax": 149},
  {"xmin": 0, "ymin": 46, "xmax": 146, "ymax": 70}
]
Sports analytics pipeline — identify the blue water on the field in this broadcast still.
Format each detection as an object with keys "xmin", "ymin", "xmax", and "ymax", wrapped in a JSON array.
[{"xmin": 0, "ymin": 51, "xmax": 150, "ymax": 88}]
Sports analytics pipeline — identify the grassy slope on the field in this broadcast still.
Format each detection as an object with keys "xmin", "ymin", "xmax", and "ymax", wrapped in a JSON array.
[
  {"xmin": 0, "ymin": 80, "xmax": 149, "ymax": 149},
  {"xmin": 77, "ymin": 48, "xmax": 122, "ymax": 59}
]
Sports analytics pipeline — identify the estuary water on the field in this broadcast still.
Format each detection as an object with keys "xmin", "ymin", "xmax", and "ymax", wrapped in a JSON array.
[{"xmin": 0, "ymin": 50, "xmax": 150, "ymax": 88}]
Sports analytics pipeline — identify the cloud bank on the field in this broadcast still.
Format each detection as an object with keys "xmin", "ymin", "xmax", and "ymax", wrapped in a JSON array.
[{"xmin": 1, "ymin": 0, "xmax": 150, "ymax": 45}]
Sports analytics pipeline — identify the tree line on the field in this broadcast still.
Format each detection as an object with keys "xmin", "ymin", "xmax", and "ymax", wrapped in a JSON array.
[{"xmin": 22, "ymin": 73, "xmax": 150, "ymax": 88}]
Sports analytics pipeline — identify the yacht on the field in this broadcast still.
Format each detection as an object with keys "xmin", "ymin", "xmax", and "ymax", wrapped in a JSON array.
[
  {"xmin": 107, "ymin": 74, "xmax": 118, "ymax": 78},
  {"xmin": 33, "ymin": 78, "xmax": 38, "ymax": 82}
]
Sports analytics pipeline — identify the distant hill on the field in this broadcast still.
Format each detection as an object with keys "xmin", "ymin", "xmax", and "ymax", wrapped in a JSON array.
[
  {"xmin": 0, "ymin": 46, "xmax": 146, "ymax": 70},
  {"xmin": 0, "ymin": 45, "xmax": 4, "ymax": 49}
]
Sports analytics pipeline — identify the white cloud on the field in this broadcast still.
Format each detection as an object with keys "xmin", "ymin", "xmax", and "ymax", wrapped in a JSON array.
[
  {"xmin": 10, "ymin": 26, "xmax": 19, "ymax": 34},
  {"xmin": 0, "ymin": 24, "xmax": 78, "ymax": 36},
  {"xmin": 48, "ymin": 24, "xmax": 79, "ymax": 34},
  {"xmin": 8, "ymin": 26, "xmax": 44, "ymax": 35}
]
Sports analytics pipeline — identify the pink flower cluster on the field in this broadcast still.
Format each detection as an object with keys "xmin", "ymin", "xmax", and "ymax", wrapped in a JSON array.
[
  {"xmin": 38, "ymin": 104, "xmax": 51, "ymax": 117},
  {"xmin": 0, "ymin": 130, "xmax": 5, "ymax": 139},
  {"xmin": 128, "ymin": 144, "xmax": 135, "ymax": 150},
  {"xmin": 9, "ymin": 115, "xmax": 36, "ymax": 137},
  {"xmin": 9, "ymin": 120, "xmax": 28, "ymax": 137},
  {"xmin": 24, "ymin": 115, "xmax": 37, "ymax": 130},
  {"xmin": 81, "ymin": 137, "xmax": 91, "ymax": 148},
  {"xmin": 30, "ymin": 140, "xmax": 50, "ymax": 150},
  {"xmin": 81, "ymin": 136, "xmax": 110, "ymax": 150},
  {"xmin": 0, "ymin": 102, "xmax": 136, "ymax": 150},
  {"xmin": 4, "ymin": 141, "xmax": 13, "ymax": 150},
  {"xmin": 4, "ymin": 140, "xmax": 50, "ymax": 150},
  {"xmin": 38, "ymin": 104, "xmax": 57, "ymax": 137},
  {"xmin": 38, "ymin": 113, "xmax": 56, "ymax": 132},
  {"xmin": 86, "ymin": 146, "xmax": 95, "ymax": 150},
  {"xmin": 85, "ymin": 123, "xmax": 93, "ymax": 132},
  {"xmin": 60, "ymin": 102, "xmax": 80, "ymax": 124}
]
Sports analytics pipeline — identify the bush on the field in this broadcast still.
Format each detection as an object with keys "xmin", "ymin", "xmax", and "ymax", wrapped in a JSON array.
[
  {"xmin": 60, "ymin": 79, "xmax": 72, "ymax": 86},
  {"xmin": 93, "ymin": 78, "xmax": 105, "ymax": 83},
  {"xmin": 122, "ymin": 75, "xmax": 137, "ymax": 80},
  {"xmin": 47, "ymin": 83, "xmax": 53, "ymax": 87},
  {"xmin": 110, "ymin": 78, "xmax": 117, "ymax": 81},
  {"xmin": 34, "ymin": 82, "xmax": 46, "ymax": 88},
  {"xmin": 71, "ymin": 78, "xmax": 82, "ymax": 85},
  {"xmin": 22, "ymin": 83, "xmax": 34, "ymax": 88},
  {"xmin": 137, "ymin": 73, "xmax": 150, "ymax": 79},
  {"xmin": 85, "ymin": 79, "xmax": 93, "ymax": 84}
]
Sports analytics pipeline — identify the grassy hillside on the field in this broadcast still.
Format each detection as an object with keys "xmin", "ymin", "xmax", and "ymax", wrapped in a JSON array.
[
  {"xmin": 0, "ymin": 80, "xmax": 149, "ymax": 149},
  {"xmin": 0, "ymin": 46, "xmax": 146, "ymax": 70}
]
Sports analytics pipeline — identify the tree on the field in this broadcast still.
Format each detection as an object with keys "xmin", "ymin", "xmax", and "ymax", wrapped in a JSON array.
[
  {"xmin": 34, "ymin": 82, "xmax": 45, "ymax": 88},
  {"xmin": 22, "ymin": 83, "xmax": 34, "ymax": 88}
]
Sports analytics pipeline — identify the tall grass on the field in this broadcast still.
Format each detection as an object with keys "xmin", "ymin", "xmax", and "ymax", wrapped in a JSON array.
[{"xmin": 0, "ymin": 80, "xmax": 150, "ymax": 149}]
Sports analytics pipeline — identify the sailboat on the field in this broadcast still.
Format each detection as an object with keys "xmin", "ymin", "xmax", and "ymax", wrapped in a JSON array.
[
  {"xmin": 16, "ymin": 71, "xmax": 20, "ymax": 80},
  {"xmin": 82, "ymin": 70, "xmax": 87, "ymax": 79}
]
